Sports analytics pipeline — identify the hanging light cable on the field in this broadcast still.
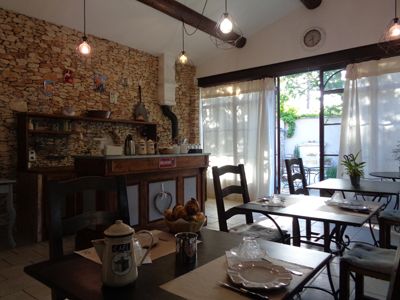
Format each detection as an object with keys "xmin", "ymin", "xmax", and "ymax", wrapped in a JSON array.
[
  {"xmin": 218, "ymin": 0, "xmax": 233, "ymax": 34},
  {"xmin": 178, "ymin": 22, "xmax": 188, "ymax": 64},
  {"xmin": 78, "ymin": 0, "xmax": 91, "ymax": 55}
]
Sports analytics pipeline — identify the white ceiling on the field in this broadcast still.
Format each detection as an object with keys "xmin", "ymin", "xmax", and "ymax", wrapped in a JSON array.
[{"xmin": 0, "ymin": 0, "xmax": 303, "ymax": 66}]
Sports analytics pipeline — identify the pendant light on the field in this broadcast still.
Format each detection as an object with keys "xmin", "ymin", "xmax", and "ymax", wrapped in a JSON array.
[
  {"xmin": 178, "ymin": 22, "xmax": 188, "ymax": 64},
  {"xmin": 382, "ymin": 0, "xmax": 400, "ymax": 41},
  {"xmin": 218, "ymin": 0, "xmax": 233, "ymax": 34},
  {"xmin": 78, "ymin": 0, "xmax": 91, "ymax": 55},
  {"xmin": 211, "ymin": 0, "xmax": 244, "ymax": 49}
]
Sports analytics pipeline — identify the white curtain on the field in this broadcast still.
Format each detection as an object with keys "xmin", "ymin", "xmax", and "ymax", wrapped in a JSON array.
[
  {"xmin": 201, "ymin": 78, "xmax": 275, "ymax": 200},
  {"xmin": 338, "ymin": 56, "xmax": 400, "ymax": 178}
]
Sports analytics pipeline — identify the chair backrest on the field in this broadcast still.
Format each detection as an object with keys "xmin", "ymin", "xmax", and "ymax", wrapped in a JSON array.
[
  {"xmin": 285, "ymin": 158, "xmax": 309, "ymax": 195},
  {"xmin": 212, "ymin": 164, "xmax": 253, "ymax": 232},
  {"xmin": 47, "ymin": 175, "xmax": 129, "ymax": 260},
  {"xmin": 387, "ymin": 247, "xmax": 400, "ymax": 300}
]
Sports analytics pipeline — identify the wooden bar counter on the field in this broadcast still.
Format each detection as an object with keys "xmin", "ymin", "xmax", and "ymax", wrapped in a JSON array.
[{"xmin": 74, "ymin": 153, "xmax": 209, "ymax": 229}]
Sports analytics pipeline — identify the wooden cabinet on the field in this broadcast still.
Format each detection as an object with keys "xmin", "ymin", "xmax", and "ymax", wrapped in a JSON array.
[
  {"xmin": 75, "ymin": 154, "xmax": 209, "ymax": 229},
  {"xmin": 16, "ymin": 112, "xmax": 157, "ymax": 242},
  {"xmin": 16, "ymin": 112, "xmax": 157, "ymax": 171}
]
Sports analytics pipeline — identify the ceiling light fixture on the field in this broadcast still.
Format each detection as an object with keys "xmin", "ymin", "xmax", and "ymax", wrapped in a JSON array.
[
  {"xmin": 178, "ymin": 22, "xmax": 188, "ymax": 64},
  {"xmin": 384, "ymin": 0, "xmax": 400, "ymax": 40},
  {"xmin": 211, "ymin": 0, "xmax": 244, "ymax": 49},
  {"xmin": 218, "ymin": 0, "xmax": 233, "ymax": 34},
  {"xmin": 78, "ymin": 0, "xmax": 91, "ymax": 55}
]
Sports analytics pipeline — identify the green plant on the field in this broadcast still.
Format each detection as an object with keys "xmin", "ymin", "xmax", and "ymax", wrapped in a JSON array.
[
  {"xmin": 325, "ymin": 166, "xmax": 337, "ymax": 179},
  {"xmin": 341, "ymin": 152, "xmax": 366, "ymax": 177}
]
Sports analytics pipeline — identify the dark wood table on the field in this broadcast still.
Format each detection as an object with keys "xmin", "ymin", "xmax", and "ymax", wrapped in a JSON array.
[
  {"xmin": 24, "ymin": 229, "xmax": 331, "ymax": 300},
  {"xmin": 235, "ymin": 194, "xmax": 383, "ymax": 252},
  {"xmin": 370, "ymin": 172, "xmax": 400, "ymax": 181},
  {"xmin": 307, "ymin": 178, "xmax": 400, "ymax": 209}
]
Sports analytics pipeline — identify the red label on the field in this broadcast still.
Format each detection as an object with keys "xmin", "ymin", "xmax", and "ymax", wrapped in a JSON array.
[{"xmin": 159, "ymin": 157, "xmax": 176, "ymax": 168}]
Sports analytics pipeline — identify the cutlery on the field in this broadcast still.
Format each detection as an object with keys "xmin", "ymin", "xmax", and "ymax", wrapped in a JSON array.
[
  {"xmin": 261, "ymin": 258, "xmax": 303, "ymax": 276},
  {"xmin": 218, "ymin": 281, "xmax": 269, "ymax": 299}
]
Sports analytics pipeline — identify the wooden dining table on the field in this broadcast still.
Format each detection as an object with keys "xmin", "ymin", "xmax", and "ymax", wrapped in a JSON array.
[
  {"xmin": 234, "ymin": 194, "xmax": 383, "ymax": 253},
  {"xmin": 307, "ymin": 178, "xmax": 400, "ymax": 209},
  {"xmin": 24, "ymin": 229, "xmax": 332, "ymax": 300}
]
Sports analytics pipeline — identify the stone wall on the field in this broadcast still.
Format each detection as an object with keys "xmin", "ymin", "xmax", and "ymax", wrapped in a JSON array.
[{"xmin": 0, "ymin": 8, "xmax": 199, "ymax": 178}]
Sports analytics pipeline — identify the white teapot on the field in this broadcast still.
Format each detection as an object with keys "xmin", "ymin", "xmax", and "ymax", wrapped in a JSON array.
[{"xmin": 92, "ymin": 220, "xmax": 153, "ymax": 287}]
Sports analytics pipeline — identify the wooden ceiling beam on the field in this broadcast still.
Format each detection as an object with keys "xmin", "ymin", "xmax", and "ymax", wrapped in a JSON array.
[
  {"xmin": 300, "ymin": 0, "xmax": 322, "ymax": 9},
  {"xmin": 137, "ymin": 0, "xmax": 246, "ymax": 48}
]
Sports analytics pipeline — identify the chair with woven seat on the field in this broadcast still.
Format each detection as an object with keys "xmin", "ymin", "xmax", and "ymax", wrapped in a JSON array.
[
  {"xmin": 285, "ymin": 158, "xmax": 317, "ymax": 240},
  {"xmin": 379, "ymin": 209, "xmax": 400, "ymax": 249},
  {"xmin": 212, "ymin": 164, "xmax": 289, "ymax": 243},
  {"xmin": 339, "ymin": 243, "xmax": 400, "ymax": 300}
]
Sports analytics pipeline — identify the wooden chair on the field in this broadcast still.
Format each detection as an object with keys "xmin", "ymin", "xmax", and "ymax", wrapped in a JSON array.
[
  {"xmin": 47, "ymin": 175, "xmax": 129, "ymax": 261},
  {"xmin": 379, "ymin": 209, "xmax": 400, "ymax": 249},
  {"xmin": 284, "ymin": 158, "xmax": 315, "ymax": 240},
  {"xmin": 212, "ymin": 164, "xmax": 289, "ymax": 243},
  {"xmin": 339, "ymin": 243, "xmax": 400, "ymax": 300}
]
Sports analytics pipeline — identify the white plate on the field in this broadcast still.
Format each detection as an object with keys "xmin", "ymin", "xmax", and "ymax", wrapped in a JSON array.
[
  {"xmin": 338, "ymin": 203, "xmax": 370, "ymax": 212},
  {"xmin": 227, "ymin": 260, "xmax": 292, "ymax": 289}
]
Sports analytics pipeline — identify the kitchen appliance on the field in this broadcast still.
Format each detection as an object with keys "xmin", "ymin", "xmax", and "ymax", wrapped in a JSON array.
[{"xmin": 124, "ymin": 134, "xmax": 135, "ymax": 155}]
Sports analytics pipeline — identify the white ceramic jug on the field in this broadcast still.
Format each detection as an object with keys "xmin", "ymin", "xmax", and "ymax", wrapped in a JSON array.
[{"xmin": 92, "ymin": 220, "xmax": 153, "ymax": 287}]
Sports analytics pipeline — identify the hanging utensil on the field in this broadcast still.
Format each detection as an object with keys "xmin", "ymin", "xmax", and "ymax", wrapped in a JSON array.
[
  {"xmin": 153, "ymin": 183, "xmax": 173, "ymax": 214},
  {"xmin": 134, "ymin": 84, "xmax": 149, "ymax": 121}
]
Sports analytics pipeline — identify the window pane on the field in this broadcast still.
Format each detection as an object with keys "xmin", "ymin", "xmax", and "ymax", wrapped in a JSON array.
[
  {"xmin": 324, "ymin": 93, "xmax": 343, "ymax": 124},
  {"xmin": 323, "ymin": 69, "xmax": 345, "ymax": 90}
]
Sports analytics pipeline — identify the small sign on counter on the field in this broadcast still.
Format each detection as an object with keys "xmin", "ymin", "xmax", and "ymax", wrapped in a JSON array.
[{"xmin": 159, "ymin": 157, "xmax": 176, "ymax": 168}]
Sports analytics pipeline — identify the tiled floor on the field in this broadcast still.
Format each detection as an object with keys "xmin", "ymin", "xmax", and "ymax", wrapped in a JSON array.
[{"xmin": 0, "ymin": 197, "xmax": 398, "ymax": 299}]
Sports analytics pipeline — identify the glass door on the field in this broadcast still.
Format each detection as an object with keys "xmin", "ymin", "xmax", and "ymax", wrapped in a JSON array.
[{"xmin": 277, "ymin": 68, "xmax": 345, "ymax": 193}]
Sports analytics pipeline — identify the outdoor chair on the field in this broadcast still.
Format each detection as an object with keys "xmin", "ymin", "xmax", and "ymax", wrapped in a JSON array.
[
  {"xmin": 212, "ymin": 164, "xmax": 289, "ymax": 243},
  {"xmin": 339, "ymin": 243, "xmax": 400, "ymax": 300},
  {"xmin": 285, "ymin": 158, "xmax": 319, "ymax": 240}
]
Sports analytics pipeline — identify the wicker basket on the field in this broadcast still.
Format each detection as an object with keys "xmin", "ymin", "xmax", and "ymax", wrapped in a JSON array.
[{"xmin": 165, "ymin": 218, "xmax": 205, "ymax": 233}]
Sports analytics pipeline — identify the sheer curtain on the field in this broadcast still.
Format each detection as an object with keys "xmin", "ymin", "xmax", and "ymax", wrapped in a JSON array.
[
  {"xmin": 201, "ymin": 78, "xmax": 275, "ymax": 200},
  {"xmin": 338, "ymin": 56, "xmax": 400, "ymax": 178}
]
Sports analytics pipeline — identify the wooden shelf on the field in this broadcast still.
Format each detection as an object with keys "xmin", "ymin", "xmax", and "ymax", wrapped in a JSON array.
[
  {"xmin": 22, "ymin": 112, "xmax": 157, "ymax": 126},
  {"xmin": 28, "ymin": 129, "xmax": 73, "ymax": 135}
]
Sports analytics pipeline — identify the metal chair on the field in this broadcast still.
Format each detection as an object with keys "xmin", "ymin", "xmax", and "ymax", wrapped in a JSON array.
[
  {"xmin": 339, "ymin": 244, "xmax": 400, "ymax": 300},
  {"xmin": 212, "ymin": 164, "xmax": 289, "ymax": 243}
]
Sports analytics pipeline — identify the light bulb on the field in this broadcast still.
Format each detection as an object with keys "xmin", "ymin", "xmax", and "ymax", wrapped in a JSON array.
[
  {"xmin": 78, "ymin": 39, "xmax": 91, "ymax": 55},
  {"xmin": 178, "ymin": 51, "xmax": 188, "ymax": 64},
  {"xmin": 219, "ymin": 13, "xmax": 233, "ymax": 34},
  {"xmin": 388, "ymin": 21, "xmax": 400, "ymax": 38}
]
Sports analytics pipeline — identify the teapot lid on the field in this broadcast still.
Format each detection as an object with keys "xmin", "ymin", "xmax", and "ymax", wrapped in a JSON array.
[{"xmin": 104, "ymin": 220, "xmax": 134, "ymax": 237}]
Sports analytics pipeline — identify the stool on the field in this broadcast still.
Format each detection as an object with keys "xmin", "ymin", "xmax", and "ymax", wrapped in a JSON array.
[{"xmin": 0, "ymin": 179, "xmax": 16, "ymax": 248}]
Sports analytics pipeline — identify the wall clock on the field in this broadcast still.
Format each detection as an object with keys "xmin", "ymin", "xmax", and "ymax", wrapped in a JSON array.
[{"xmin": 302, "ymin": 27, "xmax": 325, "ymax": 50}]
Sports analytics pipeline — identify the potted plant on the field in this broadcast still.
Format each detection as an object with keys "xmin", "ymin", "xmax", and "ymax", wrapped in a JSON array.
[{"xmin": 341, "ymin": 152, "xmax": 366, "ymax": 187}]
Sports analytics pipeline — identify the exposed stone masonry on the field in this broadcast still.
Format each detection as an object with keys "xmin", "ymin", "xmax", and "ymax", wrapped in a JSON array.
[{"xmin": 0, "ymin": 8, "xmax": 199, "ymax": 178}]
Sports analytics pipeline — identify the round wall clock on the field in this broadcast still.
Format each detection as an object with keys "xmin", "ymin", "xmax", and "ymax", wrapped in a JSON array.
[{"xmin": 302, "ymin": 27, "xmax": 325, "ymax": 50}]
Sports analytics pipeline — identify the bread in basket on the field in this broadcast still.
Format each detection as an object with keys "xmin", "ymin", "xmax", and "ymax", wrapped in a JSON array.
[{"xmin": 164, "ymin": 198, "xmax": 206, "ymax": 233}]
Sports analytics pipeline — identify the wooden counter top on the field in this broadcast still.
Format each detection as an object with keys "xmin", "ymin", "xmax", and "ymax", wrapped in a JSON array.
[{"xmin": 74, "ymin": 153, "xmax": 210, "ymax": 176}]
